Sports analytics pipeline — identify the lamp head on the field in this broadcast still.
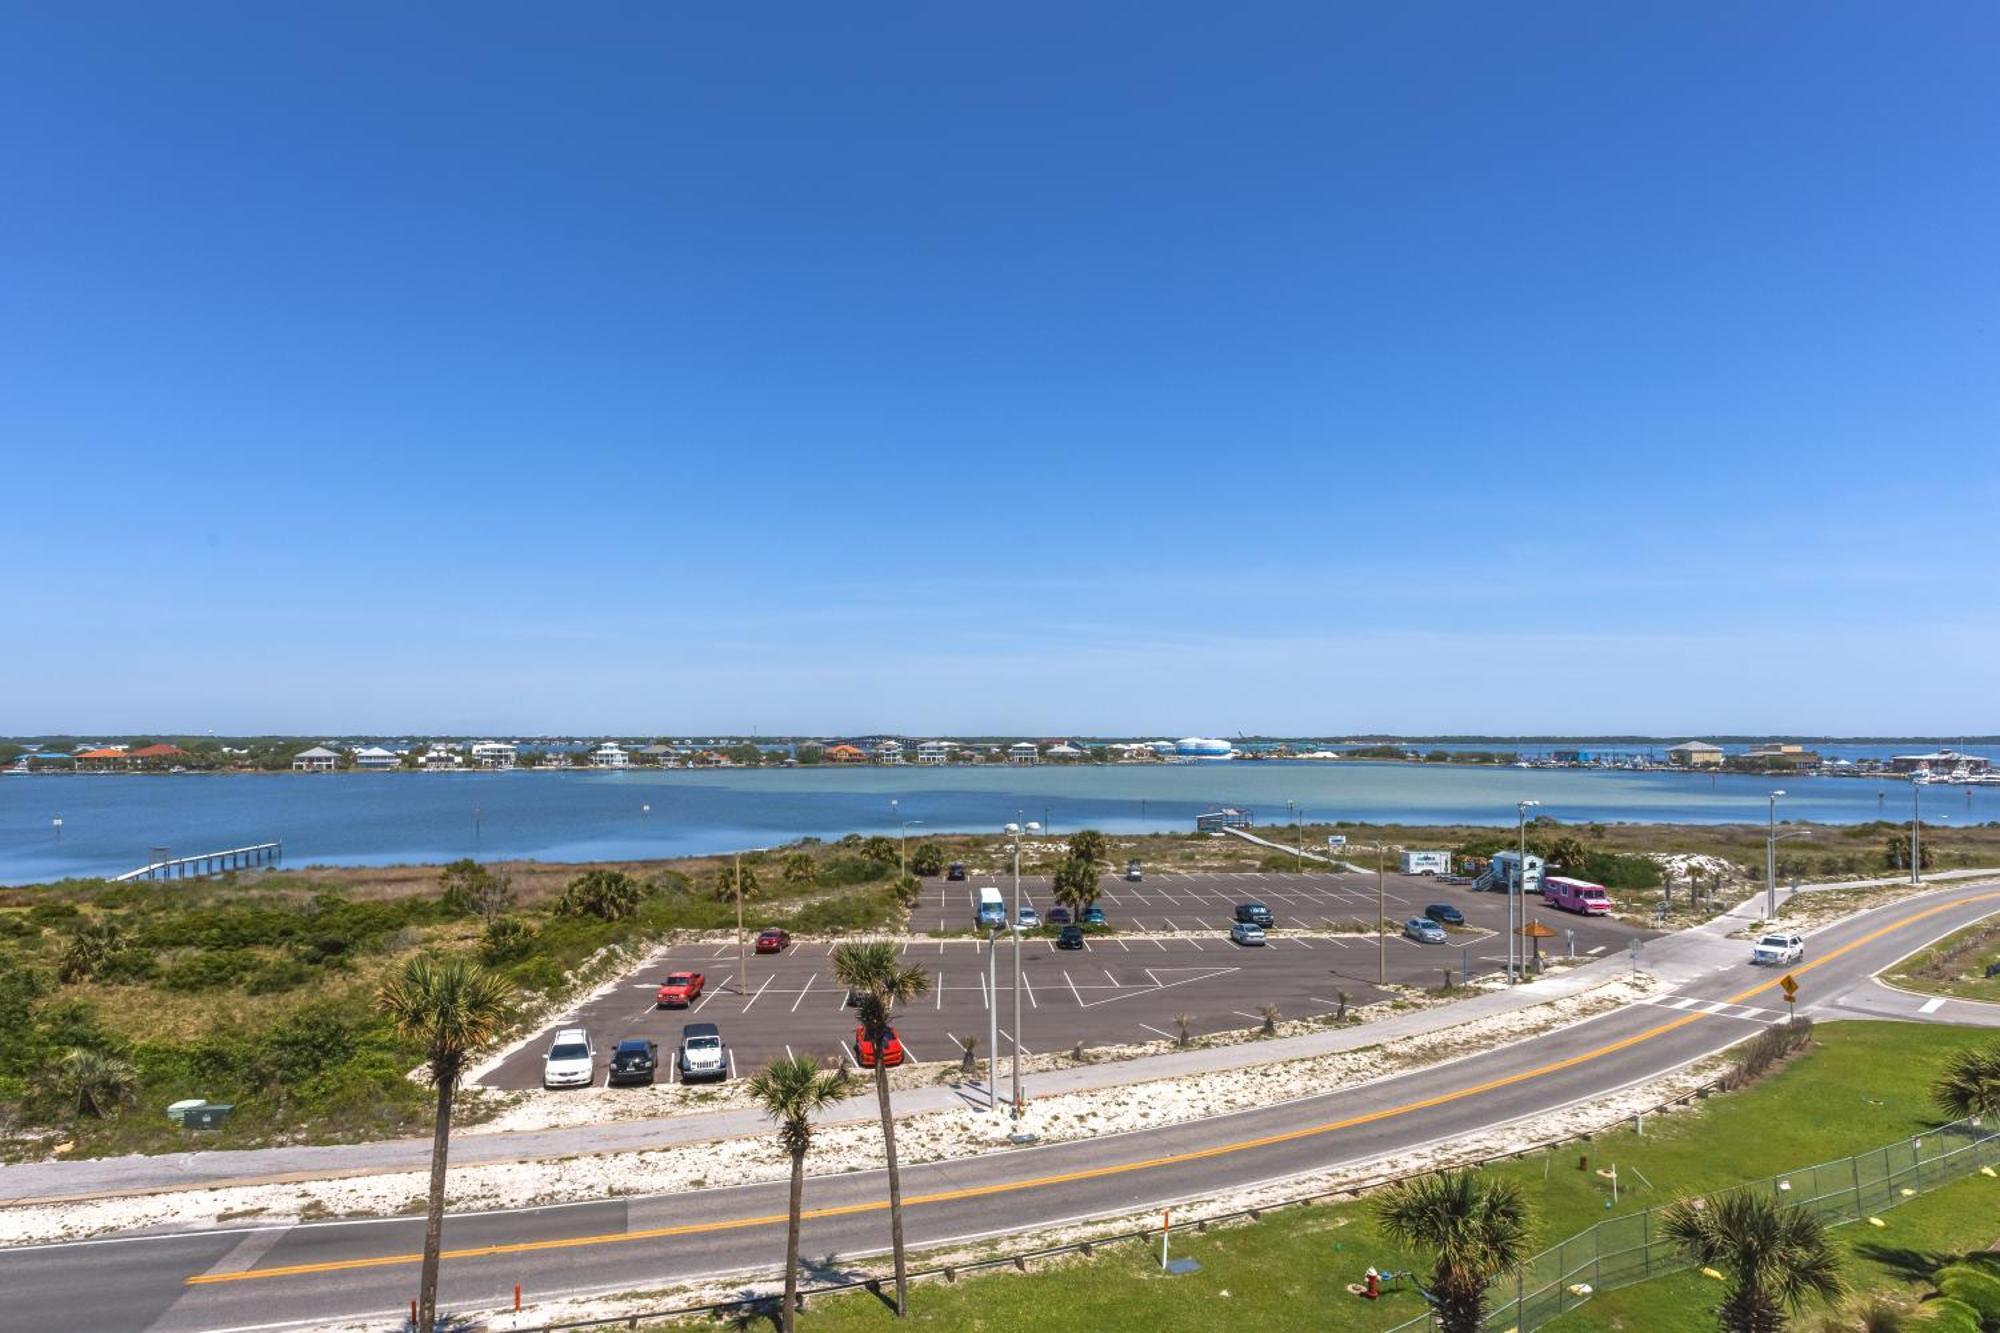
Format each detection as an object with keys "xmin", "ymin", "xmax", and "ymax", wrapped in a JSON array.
[
  {"xmin": 1026, "ymin": 821, "xmax": 1042, "ymax": 833},
  {"xmin": 1003, "ymin": 822, "xmax": 1020, "ymax": 835}
]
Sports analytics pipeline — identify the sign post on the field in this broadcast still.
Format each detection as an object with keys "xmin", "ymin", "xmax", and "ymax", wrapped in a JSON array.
[{"xmin": 1780, "ymin": 973, "xmax": 1798, "ymax": 1025}]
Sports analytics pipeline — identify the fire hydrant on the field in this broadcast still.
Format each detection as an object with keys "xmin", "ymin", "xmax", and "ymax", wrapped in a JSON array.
[{"xmin": 1364, "ymin": 1268, "xmax": 1380, "ymax": 1300}]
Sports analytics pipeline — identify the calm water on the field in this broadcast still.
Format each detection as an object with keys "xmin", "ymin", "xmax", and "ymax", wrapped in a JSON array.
[{"xmin": 2, "ymin": 762, "xmax": 1995, "ymax": 886}]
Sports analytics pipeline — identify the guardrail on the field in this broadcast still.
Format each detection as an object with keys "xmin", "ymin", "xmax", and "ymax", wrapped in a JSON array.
[{"xmin": 518, "ymin": 1078, "xmax": 1729, "ymax": 1331}]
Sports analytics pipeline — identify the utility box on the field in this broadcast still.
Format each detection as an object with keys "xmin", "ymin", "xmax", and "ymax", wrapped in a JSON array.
[{"xmin": 168, "ymin": 1100, "xmax": 235, "ymax": 1132}]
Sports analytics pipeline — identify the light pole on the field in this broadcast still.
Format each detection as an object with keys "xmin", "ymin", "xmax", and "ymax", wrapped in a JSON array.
[
  {"xmin": 1910, "ymin": 779, "xmax": 1923, "ymax": 885},
  {"xmin": 899, "ymin": 818, "xmax": 921, "ymax": 880},
  {"xmin": 1376, "ymin": 841, "xmax": 1387, "ymax": 985},
  {"xmin": 1005, "ymin": 818, "xmax": 1041, "ymax": 1118},
  {"xmin": 1288, "ymin": 801, "xmax": 1304, "ymax": 870},
  {"xmin": 986, "ymin": 924, "xmax": 1000, "ymax": 1112},
  {"xmin": 1514, "ymin": 800, "xmax": 1541, "ymax": 985},
  {"xmin": 1765, "ymin": 790, "xmax": 1785, "ymax": 919}
]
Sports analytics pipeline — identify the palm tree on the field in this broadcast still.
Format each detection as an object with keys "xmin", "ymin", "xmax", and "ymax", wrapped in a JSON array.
[
  {"xmin": 1065, "ymin": 829, "xmax": 1108, "ymax": 866},
  {"xmin": 1931, "ymin": 1043, "xmax": 2000, "ymax": 1121},
  {"xmin": 1051, "ymin": 856, "xmax": 1099, "ymax": 919},
  {"xmin": 376, "ymin": 955, "xmax": 514, "ymax": 1333},
  {"xmin": 749, "ymin": 1055, "xmax": 847, "ymax": 1333},
  {"xmin": 781, "ymin": 851, "xmax": 818, "ymax": 887},
  {"xmin": 1374, "ymin": 1169, "xmax": 1532, "ymax": 1333},
  {"xmin": 52, "ymin": 1046, "xmax": 138, "ymax": 1118},
  {"xmin": 57, "ymin": 921, "xmax": 125, "ymax": 984},
  {"xmin": 1662, "ymin": 1189, "xmax": 1844, "ymax": 1332},
  {"xmin": 829, "ymin": 941, "xmax": 930, "ymax": 1316}
]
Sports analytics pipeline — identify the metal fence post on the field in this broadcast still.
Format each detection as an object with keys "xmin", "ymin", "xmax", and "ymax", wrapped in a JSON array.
[{"xmin": 1850, "ymin": 1152, "xmax": 1862, "ymax": 1219}]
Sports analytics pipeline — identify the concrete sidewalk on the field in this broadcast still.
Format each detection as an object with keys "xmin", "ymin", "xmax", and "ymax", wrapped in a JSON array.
[{"xmin": 3, "ymin": 872, "xmax": 1976, "ymax": 1208}]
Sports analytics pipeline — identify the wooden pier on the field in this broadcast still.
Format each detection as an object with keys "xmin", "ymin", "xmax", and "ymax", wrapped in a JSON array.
[{"xmin": 112, "ymin": 841, "xmax": 283, "ymax": 882}]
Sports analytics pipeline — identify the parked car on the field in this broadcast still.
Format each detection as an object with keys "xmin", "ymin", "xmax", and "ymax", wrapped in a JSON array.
[
  {"xmin": 1017, "ymin": 904, "xmax": 1040, "ymax": 928},
  {"xmin": 1229, "ymin": 921, "xmax": 1267, "ymax": 946},
  {"xmin": 755, "ymin": 928, "xmax": 791, "ymax": 954},
  {"xmin": 1424, "ymin": 903, "xmax": 1465, "ymax": 927},
  {"xmin": 607, "ymin": 1038, "xmax": 658, "ymax": 1086},
  {"xmin": 1543, "ymin": 876, "xmax": 1614, "ymax": 916},
  {"xmin": 677, "ymin": 1022, "xmax": 728, "ymax": 1081},
  {"xmin": 1234, "ymin": 902, "xmax": 1274, "ymax": 927},
  {"xmin": 1056, "ymin": 924, "xmax": 1085, "ymax": 950},
  {"xmin": 1082, "ymin": 905, "xmax": 1107, "ymax": 926},
  {"xmin": 542, "ymin": 1028, "xmax": 594, "ymax": 1089},
  {"xmin": 1047, "ymin": 907, "xmax": 1073, "ymax": 925},
  {"xmin": 1125, "ymin": 860, "xmax": 1143, "ymax": 882},
  {"xmin": 655, "ymin": 971, "xmax": 705, "ymax": 1007},
  {"xmin": 855, "ymin": 1024, "xmax": 905, "ymax": 1068},
  {"xmin": 946, "ymin": 862, "xmax": 967, "ymax": 881},
  {"xmin": 1404, "ymin": 917, "xmax": 1448, "ymax": 944},
  {"xmin": 1752, "ymin": 932, "xmax": 1805, "ymax": 966}
]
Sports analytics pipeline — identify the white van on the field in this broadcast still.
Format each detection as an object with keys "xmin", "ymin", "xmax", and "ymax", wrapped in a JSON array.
[{"xmin": 976, "ymin": 886, "xmax": 1005, "ymax": 928}]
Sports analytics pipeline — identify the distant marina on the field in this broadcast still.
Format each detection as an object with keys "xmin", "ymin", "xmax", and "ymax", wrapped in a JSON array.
[{"xmin": 3, "ymin": 754, "xmax": 1997, "ymax": 887}]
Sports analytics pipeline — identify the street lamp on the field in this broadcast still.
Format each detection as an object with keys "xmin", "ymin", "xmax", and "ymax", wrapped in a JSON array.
[
  {"xmin": 1004, "ymin": 817, "xmax": 1041, "ymax": 1118},
  {"xmin": 1287, "ymin": 800, "xmax": 1305, "ymax": 870},
  {"xmin": 899, "ymin": 819, "xmax": 922, "ymax": 880},
  {"xmin": 1765, "ymin": 791, "xmax": 1785, "ymax": 919},
  {"xmin": 1910, "ymin": 779, "xmax": 1923, "ymax": 885},
  {"xmin": 1514, "ymin": 800, "xmax": 1541, "ymax": 984},
  {"xmin": 1376, "ymin": 839, "xmax": 1387, "ymax": 985}
]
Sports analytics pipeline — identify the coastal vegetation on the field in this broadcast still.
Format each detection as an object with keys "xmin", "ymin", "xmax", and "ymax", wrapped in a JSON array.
[{"xmin": 0, "ymin": 839, "xmax": 913, "ymax": 1158}]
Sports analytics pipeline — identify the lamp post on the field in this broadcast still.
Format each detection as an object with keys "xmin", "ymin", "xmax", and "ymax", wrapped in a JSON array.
[
  {"xmin": 986, "ymin": 924, "xmax": 999, "ymax": 1112},
  {"xmin": 1514, "ymin": 800, "xmax": 1541, "ymax": 984},
  {"xmin": 1910, "ymin": 779, "xmax": 1923, "ymax": 885},
  {"xmin": 1376, "ymin": 841, "xmax": 1387, "ymax": 985},
  {"xmin": 1766, "ymin": 790, "xmax": 1786, "ymax": 919},
  {"xmin": 899, "ymin": 818, "xmax": 921, "ymax": 880},
  {"xmin": 1005, "ymin": 818, "xmax": 1041, "ymax": 1118}
]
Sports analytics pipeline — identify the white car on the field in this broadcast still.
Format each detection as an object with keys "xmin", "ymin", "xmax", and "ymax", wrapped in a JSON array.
[
  {"xmin": 1751, "ymin": 933, "xmax": 1805, "ymax": 966},
  {"xmin": 1229, "ymin": 921, "xmax": 1267, "ymax": 946},
  {"xmin": 542, "ymin": 1027, "xmax": 595, "ymax": 1088},
  {"xmin": 1016, "ymin": 905, "xmax": 1040, "ymax": 929}
]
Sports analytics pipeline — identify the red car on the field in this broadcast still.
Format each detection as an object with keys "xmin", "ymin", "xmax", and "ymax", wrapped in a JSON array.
[
  {"xmin": 655, "ymin": 971, "xmax": 705, "ymax": 1007},
  {"xmin": 854, "ymin": 1024, "xmax": 905, "ymax": 1069},
  {"xmin": 755, "ymin": 928, "xmax": 791, "ymax": 955}
]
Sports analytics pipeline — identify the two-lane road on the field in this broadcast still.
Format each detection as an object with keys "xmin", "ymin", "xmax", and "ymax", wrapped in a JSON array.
[{"xmin": 6, "ymin": 882, "xmax": 1995, "ymax": 1333}]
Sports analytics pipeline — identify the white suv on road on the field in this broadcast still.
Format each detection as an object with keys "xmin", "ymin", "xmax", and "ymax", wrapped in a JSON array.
[
  {"xmin": 1751, "ymin": 933, "xmax": 1805, "ymax": 966},
  {"xmin": 542, "ymin": 1028, "xmax": 595, "ymax": 1088}
]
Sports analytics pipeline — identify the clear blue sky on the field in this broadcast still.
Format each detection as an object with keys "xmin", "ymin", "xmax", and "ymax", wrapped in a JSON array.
[{"xmin": 3, "ymin": 5, "xmax": 1996, "ymax": 737}]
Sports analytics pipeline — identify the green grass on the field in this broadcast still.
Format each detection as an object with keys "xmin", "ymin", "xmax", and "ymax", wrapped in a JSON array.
[
  {"xmin": 647, "ymin": 1022, "xmax": 1998, "ymax": 1332},
  {"xmin": 1882, "ymin": 917, "xmax": 2000, "ymax": 1003}
]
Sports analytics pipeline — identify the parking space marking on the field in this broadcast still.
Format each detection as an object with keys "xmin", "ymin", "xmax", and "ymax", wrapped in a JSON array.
[
  {"xmin": 1137, "ymin": 1022, "xmax": 1176, "ymax": 1040},
  {"xmin": 740, "ymin": 975, "xmax": 776, "ymax": 1011},
  {"xmin": 936, "ymin": 973, "xmax": 945, "ymax": 1009}
]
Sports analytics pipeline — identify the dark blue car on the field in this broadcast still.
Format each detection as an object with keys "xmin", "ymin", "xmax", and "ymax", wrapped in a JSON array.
[{"xmin": 1424, "ymin": 903, "xmax": 1465, "ymax": 927}]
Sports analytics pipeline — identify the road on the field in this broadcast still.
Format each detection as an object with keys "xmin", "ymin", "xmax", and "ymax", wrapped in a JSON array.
[
  {"xmin": 479, "ymin": 871, "xmax": 1648, "ymax": 1088},
  {"xmin": 2, "ymin": 881, "xmax": 1993, "ymax": 1333}
]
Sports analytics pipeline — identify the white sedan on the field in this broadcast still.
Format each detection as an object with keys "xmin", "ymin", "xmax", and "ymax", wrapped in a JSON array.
[
  {"xmin": 1751, "ymin": 933, "xmax": 1805, "ymax": 966},
  {"xmin": 542, "ymin": 1028, "xmax": 595, "ymax": 1088}
]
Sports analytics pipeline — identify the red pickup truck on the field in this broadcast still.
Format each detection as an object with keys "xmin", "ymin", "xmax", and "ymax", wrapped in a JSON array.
[{"xmin": 655, "ymin": 971, "xmax": 705, "ymax": 1007}]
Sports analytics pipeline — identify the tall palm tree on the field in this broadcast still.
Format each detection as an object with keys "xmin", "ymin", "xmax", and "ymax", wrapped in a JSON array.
[
  {"xmin": 1931, "ymin": 1043, "xmax": 2000, "ymax": 1120},
  {"xmin": 1374, "ymin": 1168, "xmax": 1532, "ymax": 1333},
  {"xmin": 1662, "ymin": 1189, "xmax": 1844, "ymax": 1332},
  {"xmin": 376, "ymin": 955, "xmax": 514, "ymax": 1333},
  {"xmin": 829, "ymin": 940, "xmax": 930, "ymax": 1316},
  {"xmin": 781, "ymin": 851, "xmax": 818, "ymax": 887},
  {"xmin": 749, "ymin": 1055, "xmax": 847, "ymax": 1333}
]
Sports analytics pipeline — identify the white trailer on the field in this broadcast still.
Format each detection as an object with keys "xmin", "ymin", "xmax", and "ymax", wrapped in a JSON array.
[{"xmin": 1400, "ymin": 850, "xmax": 1451, "ymax": 876}]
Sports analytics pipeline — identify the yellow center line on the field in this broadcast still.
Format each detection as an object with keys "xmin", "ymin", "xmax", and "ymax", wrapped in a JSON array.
[{"xmin": 188, "ymin": 889, "xmax": 2000, "ymax": 1287}]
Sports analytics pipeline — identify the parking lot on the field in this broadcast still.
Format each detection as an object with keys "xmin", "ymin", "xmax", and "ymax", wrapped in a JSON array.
[{"xmin": 480, "ymin": 871, "xmax": 1652, "ymax": 1092}]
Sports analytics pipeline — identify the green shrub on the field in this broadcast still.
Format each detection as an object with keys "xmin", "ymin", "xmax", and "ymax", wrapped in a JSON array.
[
  {"xmin": 480, "ymin": 916, "xmax": 535, "ymax": 965},
  {"xmin": 244, "ymin": 958, "xmax": 313, "ymax": 995},
  {"xmin": 0, "ymin": 915, "xmax": 31, "ymax": 940},
  {"xmin": 92, "ymin": 949, "xmax": 162, "ymax": 984},
  {"xmin": 26, "ymin": 903, "xmax": 81, "ymax": 928},
  {"xmin": 1936, "ymin": 1266, "xmax": 2000, "ymax": 1325},
  {"xmin": 556, "ymin": 870, "xmax": 644, "ymax": 921},
  {"xmin": 1920, "ymin": 1297, "xmax": 1984, "ymax": 1333},
  {"xmin": 159, "ymin": 950, "xmax": 259, "ymax": 992}
]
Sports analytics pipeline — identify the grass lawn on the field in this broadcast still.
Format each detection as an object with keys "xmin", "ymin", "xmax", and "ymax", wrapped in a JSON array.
[
  {"xmin": 648, "ymin": 1021, "xmax": 2000, "ymax": 1332},
  {"xmin": 1882, "ymin": 916, "xmax": 2000, "ymax": 1004}
]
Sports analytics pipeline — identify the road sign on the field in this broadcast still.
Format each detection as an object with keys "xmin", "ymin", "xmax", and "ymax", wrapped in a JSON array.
[{"xmin": 1780, "ymin": 974, "xmax": 1798, "ymax": 999}]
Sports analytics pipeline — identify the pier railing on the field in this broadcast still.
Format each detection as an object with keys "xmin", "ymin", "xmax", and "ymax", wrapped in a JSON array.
[{"xmin": 111, "ymin": 841, "xmax": 282, "ymax": 882}]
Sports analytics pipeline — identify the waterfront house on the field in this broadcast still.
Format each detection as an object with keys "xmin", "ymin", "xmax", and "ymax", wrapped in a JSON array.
[
  {"xmin": 826, "ymin": 744, "xmax": 867, "ymax": 764},
  {"xmin": 916, "ymin": 740, "xmax": 953, "ymax": 765},
  {"xmin": 1044, "ymin": 741, "xmax": 1085, "ymax": 761},
  {"xmin": 353, "ymin": 745, "xmax": 399, "ymax": 770},
  {"xmin": 76, "ymin": 743, "xmax": 192, "ymax": 772},
  {"xmin": 470, "ymin": 741, "xmax": 517, "ymax": 770},
  {"xmin": 591, "ymin": 742, "xmax": 630, "ymax": 769},
  {"xmin": 1007, "ymin": 741, "xmax": 1039, "ymax": 765},
  {"xmin": 1196, "ymin": 806, "xmax": 1255, "ymax": 832},
  {"xmin": 873, "ymin": 740, "xmax": 905, "ymax": 765},
  {"xmin": 1890, "ymin": 750, "xmax": 1991, "ymax": 776},
  {"xmin": 1666, "ymin": 741, "xmax": 1725, "ymax": 768},
  {"xmin": 421, "ymin": 745, "xmax": 462, "ymax": 771},
  {"xmin": 636, "ymin": 744, "xmax": 678, "ymax": 767},
  {"xmin": 292, "ymin": 746, "xmax": 340, "ymax": 772}
]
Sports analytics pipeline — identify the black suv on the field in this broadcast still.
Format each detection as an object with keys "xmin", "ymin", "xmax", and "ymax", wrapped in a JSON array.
[
  {"xmin": 1234, "ymin": 901, "xmax": 1274, "ymax": 927},
  {"xmin": 606, "ymin": 1038, "xmax": 658, "ymax": 1086},
  {"xmin": 1056, "ymin": 924, "xmax": 1085, "ymax": 950},
  {"xmin": 946, "ymin": 862, "xmax": 966, "ymax": 881}
]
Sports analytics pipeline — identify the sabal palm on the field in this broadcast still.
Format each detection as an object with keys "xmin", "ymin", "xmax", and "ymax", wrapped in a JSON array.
[
  {"xmin": 1662, "ymin": 1189, "xmax": 1844, "ymax": 1332},
  {"xmin": 749, "ymin": 1055, "xmax": 846, "ymax": 1333},
  {"xmin": 1374, "ymin": 1169, "xmax": 1532, "ymax": 1333},
  {"xmin": 54, "ymin": 1046, "xmax": 138, "ymax": 1119},
  {"xmin": 1931, "ymin": 1043, "xmax": 2000, "ymax": 1120},
  {"xmin": 830, "ymin": 941, "xmax": 929, "ymax": 1316},
  {"xmin": 376, "ymin": 955, "xmax": 514, "ymax": 1333}
]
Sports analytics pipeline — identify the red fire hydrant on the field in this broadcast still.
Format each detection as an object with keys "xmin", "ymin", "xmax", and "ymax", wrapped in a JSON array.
[{"xmin": 1364, "ymin": 1268, "xmax": 1380, "ymax": 1300}]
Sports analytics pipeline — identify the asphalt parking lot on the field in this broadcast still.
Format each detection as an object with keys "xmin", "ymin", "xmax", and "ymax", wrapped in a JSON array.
[{"xmin": 479, "ymin": 871, "xmax": 1653, "ymax": 1093}]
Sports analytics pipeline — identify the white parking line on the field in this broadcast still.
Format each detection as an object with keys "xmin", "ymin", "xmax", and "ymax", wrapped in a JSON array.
[
  {"xmin": 1138, "ymin": 1022, "xmax": 1177, "ymax": 1039},
  {"xmin": 784, "ymin": 1044, "xmax": 794, "ymax": 1061},
  {"xmin": 1022, "ymin": 972, "xmax": 1038, "ymax": 1009},
  {"xmin": 1290, "ymin": 937, "xmax": 1314, "ymax": 949},
  {"xmin": 1152, "ymin": 938, "xmax": 1168, "ymax": 951},
  {"xmin": 1193, "ymin": 918, "xmax": 1216, "ymax": 931},
  {"xmin": 1162, "ymin": 918, "xmax": 1181, "ymax": 932},
  {"xmin": 740, "ymin": 974, "xmax": 776, "ymax": 1011},
  {"xmin": 840, "ymin": 1040, "xmax": 860, "ymax": 1069},
  {"xmin": 1103, "ymin": 968, "xmax": 1120, "ymax": 986},
  {"xmin": 728, "ymin": 1048, "xmax": 737, "ymax": 1080},
  {"xmin": 691, "ymin": 987, "xmax": 721, "ymax": 1013},
  {"xmin": 1918, "ymin": 996, "xmax": 1946, "ymax": 1015},
  {"xmin": 1064, "ymin": 970, "xmax": 1083, "ymax": 1006}
]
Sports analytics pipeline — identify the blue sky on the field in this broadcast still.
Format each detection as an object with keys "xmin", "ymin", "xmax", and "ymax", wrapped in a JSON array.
[{"xmin": 2, "ymin": 5, "xmax": 1996, "ymax": 736}]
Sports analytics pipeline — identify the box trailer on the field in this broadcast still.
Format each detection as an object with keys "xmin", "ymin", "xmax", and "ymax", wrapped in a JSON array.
[{"xmin": 1400, "ymin": 850, "xmax": 1451, "ymax": 876}]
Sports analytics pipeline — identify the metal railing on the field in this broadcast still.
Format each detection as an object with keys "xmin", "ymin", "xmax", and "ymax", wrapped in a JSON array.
[
  {"xmin": 1380, "ymin": 1111, "xmax": 2000, "ymax": 1333},
  {"xmin": 518, "ymin": 1079, "xmax": 1728, "ymax": 1331}
]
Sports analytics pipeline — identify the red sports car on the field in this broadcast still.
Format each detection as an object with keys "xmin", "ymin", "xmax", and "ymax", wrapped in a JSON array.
[
  {"xmin": 755, "ymin": 928, "xmax": 791, "ymax": 954},
  {"xmin": 655, "ymin": 971, "xmax": 705, "ymax": 1007},
  {"xmin": 854, "ymin": 1024, "xmax": 905, "ymax": 1069}
]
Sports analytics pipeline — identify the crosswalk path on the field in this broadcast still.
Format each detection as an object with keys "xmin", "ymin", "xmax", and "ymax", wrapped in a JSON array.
[{"xmin": 1634, "ymin": 992, "xmax": 1793, "ymax": 1025}]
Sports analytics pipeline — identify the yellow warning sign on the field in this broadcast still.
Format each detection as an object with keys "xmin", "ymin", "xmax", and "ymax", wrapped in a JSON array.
[{"xmin": 1780, "ymin": 974, "xmax": 1799, "ymax": 999}]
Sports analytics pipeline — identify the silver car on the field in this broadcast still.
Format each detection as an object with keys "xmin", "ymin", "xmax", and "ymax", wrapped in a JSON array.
[{"xmin": 1229, "ymin": 921, "xmax": 1267, "ymax": 946}]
